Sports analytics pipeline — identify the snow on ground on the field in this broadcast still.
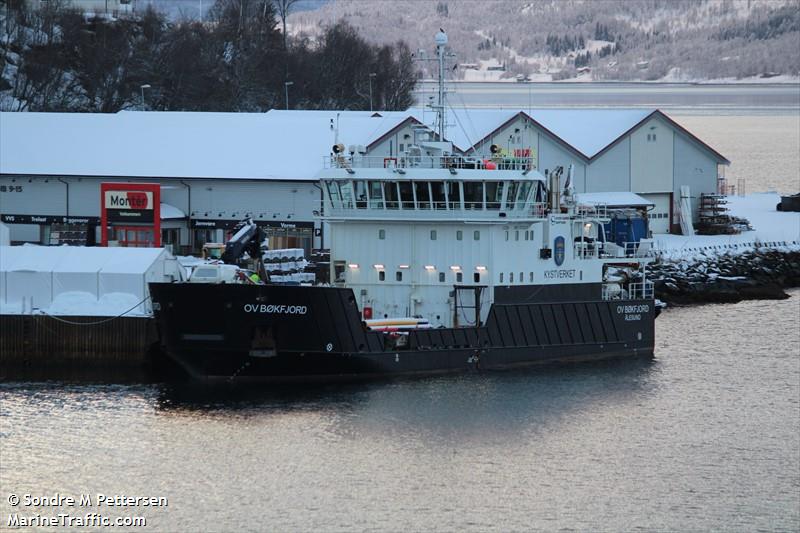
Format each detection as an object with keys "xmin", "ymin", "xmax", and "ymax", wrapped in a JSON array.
[
  {"xmin": 0, "ymin": 291, "xmax": 148, "ymax": 317},
  {"xmin": 47, "ymin": 291, "xmax": 148, "ymax": 316},
  {"xmin": 651, "ymin": 192, "xmax": 800, "ymax": 261}
]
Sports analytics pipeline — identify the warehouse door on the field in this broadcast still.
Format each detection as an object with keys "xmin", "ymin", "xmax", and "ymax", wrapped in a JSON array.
[{"xmin": 639, "ymin": 193, "xmax": 672, "ymax": 234}]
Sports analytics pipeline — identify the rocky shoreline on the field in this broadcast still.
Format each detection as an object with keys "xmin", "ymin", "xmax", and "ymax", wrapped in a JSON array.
[{"xmin": 649, "ymin": 246, "xmax": 800, "ymax": 305}]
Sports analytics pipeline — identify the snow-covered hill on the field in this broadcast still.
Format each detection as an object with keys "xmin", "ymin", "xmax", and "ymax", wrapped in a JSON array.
[{"xmin": 288, "ymin": 0, "xmax": 800, "ymax": 82}]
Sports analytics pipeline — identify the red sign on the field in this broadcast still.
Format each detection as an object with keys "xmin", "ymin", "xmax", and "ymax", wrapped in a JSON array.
[{"xmin": 100, "ymin": 183, "xmax": 161, "ymax": 247}]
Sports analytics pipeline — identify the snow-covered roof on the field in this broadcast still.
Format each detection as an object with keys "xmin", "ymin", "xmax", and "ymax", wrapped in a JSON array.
[
  {"xmin": 0, "ymin": 110, "xmax": 413, "ymax": 181},
  {"xmin": 0, "ymin": 108, "xmax": 727, "ymax": 180},
  {"xmin": 0, "ymin": 245, "xmax": 168, "ymax": 274},
  {"xmin": 576, "ymin": 192, "xmax": 655, "ymax": 207},
  {"xmin": 421, "ymin": 107, "xmax": 651, "ymax": 156},
  {"xmin": 160, "ymin": 203, "xmax": 185, "ymax": 219}
]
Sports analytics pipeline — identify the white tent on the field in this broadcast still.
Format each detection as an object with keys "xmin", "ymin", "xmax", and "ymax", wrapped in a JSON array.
[{"xmin": 0, "ymin": 245, "xmax": 183, "ymax": 316}]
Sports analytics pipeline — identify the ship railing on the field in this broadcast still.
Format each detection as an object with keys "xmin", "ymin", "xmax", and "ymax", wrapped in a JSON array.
[
  {"xmin": 576, "ymin": 203, "xmax": 609, "ymax": 219},
  {"xmin": 323, "ymin": 204, "xmax": 546, "ymax": 220},
  {"xmin": 601, "ymin": 280, "xmax": 654, "ymax": 301},
  {"xmin": 597, "ymin": 240, "xmax": 655, "ymax": 259},
  {"xmin": 323, "ymin": 154, "xmax": 536, "ymax": 171},
  {"xmin": 628, "ymin": 281, "xmax": 654, "ymax": 300}
]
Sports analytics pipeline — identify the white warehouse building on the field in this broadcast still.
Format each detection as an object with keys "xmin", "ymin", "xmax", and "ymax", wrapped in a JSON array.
[{"xmin": 0, "ymin": 108, "xmax": 728, "ymax": 250}]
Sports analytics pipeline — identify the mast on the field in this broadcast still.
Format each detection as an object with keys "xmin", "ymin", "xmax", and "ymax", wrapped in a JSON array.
[{"xmin": 434, "ymin": 30, "xmax": 447, "ymax": 142}]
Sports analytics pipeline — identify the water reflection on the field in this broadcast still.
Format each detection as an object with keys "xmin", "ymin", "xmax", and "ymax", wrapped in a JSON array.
[{"xmin": 153, "ymin": 357, "xmax": 657, "ymax": 443}]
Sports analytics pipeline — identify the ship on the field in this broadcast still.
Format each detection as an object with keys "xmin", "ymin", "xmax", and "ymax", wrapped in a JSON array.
[{"xmin": 148, "ymin": 32, "xmax": 656, "ymax": 382}]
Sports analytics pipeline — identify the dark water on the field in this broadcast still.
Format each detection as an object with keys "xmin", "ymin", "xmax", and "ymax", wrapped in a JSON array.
[{"xmin": 1, "ymin": 292, "xmax": 799, "ymax": 531}]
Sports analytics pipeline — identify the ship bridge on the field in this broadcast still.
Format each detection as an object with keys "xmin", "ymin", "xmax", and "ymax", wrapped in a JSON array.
[{"xmin": 317, "ymin": 154, "xmax": 547, "ymax": 221}]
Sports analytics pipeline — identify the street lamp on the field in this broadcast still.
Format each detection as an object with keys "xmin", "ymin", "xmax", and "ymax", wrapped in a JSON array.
[
  {"xmin": 284, "ymin": 81, "xmax": 294, "ymax": 110},
  {"xmin": 140, "ymin": 84, "xmax": 151, "ymax": 110},
  {"xmin": 368, "ymin": 72, "xmax": 376, "ymax": 112}
]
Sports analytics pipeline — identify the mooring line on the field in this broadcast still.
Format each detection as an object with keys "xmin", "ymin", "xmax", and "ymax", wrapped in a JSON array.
[{"xmin": 38, "ymin": 296, "xmax": 152, "ymax": 326}]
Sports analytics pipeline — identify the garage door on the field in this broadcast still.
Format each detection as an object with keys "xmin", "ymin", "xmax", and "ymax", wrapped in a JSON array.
[{"xmin": 639, "ymin": 193, "xmax": 672, "ymax": 234}]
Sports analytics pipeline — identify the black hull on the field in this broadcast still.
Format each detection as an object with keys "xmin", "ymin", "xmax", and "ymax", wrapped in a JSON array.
[{"xmin": 149, "ymin": 283, "xmax": 655, "ymax": 383}]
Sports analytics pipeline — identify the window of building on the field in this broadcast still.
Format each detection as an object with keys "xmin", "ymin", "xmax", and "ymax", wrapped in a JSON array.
[
  {"xmin": 510, "ymin": 272, "xmax": 514, "ymax": 283},
  {"xmin": 456, "ymin": 230, "xmax": 463, "ymax": 241},
  {"xmin": 474, "ymin": 230, "xmax": 480, "ymax": 241},
  {"xmin": 519, "ymin": 272, "xmax": 523, "ymax": 283},
  {"xmin": 396, "ymin": 271, "xmax": 403, "ymax": 282},
  {"xmin": 456, "ymin": 272, "xmax": 463, "ymax": 283},
  {"xmin": 399, "ymin": 143, "xmax": 405, "ymax": 152},
  {"xmin": 505, "ymin": 231, "xmax": 509, "ymax": 241},
  {"xmin": 378, "ymin": 229, "xmax": 385, "ymax": 240},
  {"xmin": 529, "ymin": 272, "xmax": 534, "ymax": 282},
  {"xmin": 515, "ymin": 230, "xmax": 519, "ymax": 241},
  {"xmin": 499, "ymin": 272, "xmax": 504, "ymax": 283},
  {"xmin": 379, "ymin": 271, "xmax": 385, "ymax": 281},
  {"xmin": 430, "ymin": 230, "xmax": 437, "ymax": 240},
  {"xmin": 439, "ymin": 272, "xmax": 445, "ymax": 283},
  {"xmin": 473, "ymin": 272, "xmax": 480, "ymax": 283}
]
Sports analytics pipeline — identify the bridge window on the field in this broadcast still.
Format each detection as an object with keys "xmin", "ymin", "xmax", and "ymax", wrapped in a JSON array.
[
  {"xmin": 339, "ymin": 181, "xmax": 354, "ymax": 209},
  {"xmin": 464, "ymin": 182, "xmax": 483, "ymax": 210},
  {"xmin": 485, "ymin": 181, "xmax": 504, "ymax": 210},
  {"xmin": 384, "ymin": 181, "xmax": 400, "ymax": 209},
  {"xmin": 368, "ymin": 181, "xmax": 384, "ymax": 209},
  {"xmin": 398, "ymin": 181, "xmax": 413, "ymax": 209},
  {"xmin": 431, "ymin": 181, "xmax": 446, "ymax": 209},
  {"xmin": 354, "ymin": 180, "xmax": 368, "ymax": 209},
  {"xmin": 517, "ymin": 181, "xmax": 533, "ymax": 209},
  {"xmin": 447, "ymin": 181, "xmax": 461, "ymax": 209},
  {"xmin": 325, "ymin": 181, "xmax": 341, "ymax": 209},
  {"xmin": 415, "ymin": 182, "xmax": 431, "ymax": 209},
  {"xmin": 506, "ymin": 181, "xmax": 519, "ymax": 210}
]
